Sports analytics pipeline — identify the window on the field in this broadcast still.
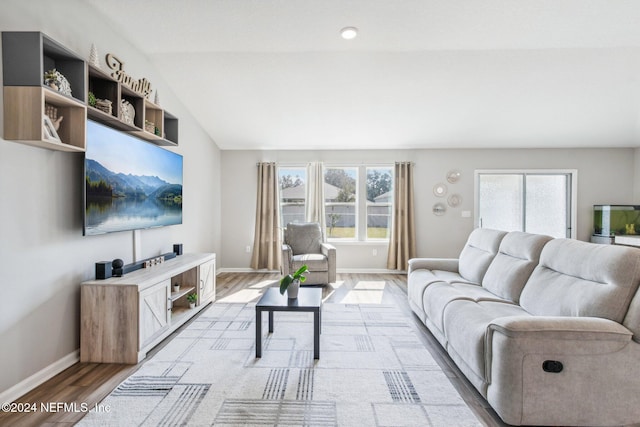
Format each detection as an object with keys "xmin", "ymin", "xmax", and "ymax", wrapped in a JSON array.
[
  {"xmin": 366, "ymin": 167, "xmax": 393, "ymax": 239},
  {"xmin": 323, "ymin": 165, "xmax": 394, "ymax": 241},
  {"xmin": 324, "ymin": 167, "xmax": 357, "ymax": 239},
  {"xmin": 475, "ymin": 170, "xmax": 576, "ymax": 238},
  {"xmin": 278, "ymin": 167, "xmax": 306, "ymax": 227}
]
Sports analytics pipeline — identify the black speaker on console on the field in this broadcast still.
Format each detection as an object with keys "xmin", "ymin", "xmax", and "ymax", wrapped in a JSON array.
[
  {"xmin": 95, "ymin": 261, "xmax": 112, "ymax": 280},
  {"xmin": 173, "ymin": 244, "xmax": 183, "ymax": 256},
  {"xmin": 112, "ymin": 258, "xmax": 124, "ymax": 277}
]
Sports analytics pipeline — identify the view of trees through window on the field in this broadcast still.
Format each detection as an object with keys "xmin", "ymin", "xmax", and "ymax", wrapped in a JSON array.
[
  {"xmin": 278, "ymin": 165, "xmax": 393, "ymax": 240},
  {"xmin": 278, "ymin": 168, "xmax": 306, "ymax": 226},
  {"xmin": 366, "ymin": 167, "xmax": 393, "ymax": 239},
  {"xmin": 324, "ymin": 167, "xmax": 357, "ymax": 238}
]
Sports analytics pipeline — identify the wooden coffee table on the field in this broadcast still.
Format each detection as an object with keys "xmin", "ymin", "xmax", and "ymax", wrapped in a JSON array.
[{"xmin": 255, "ymin": 287, "xmax": 322, "ymax": 359}]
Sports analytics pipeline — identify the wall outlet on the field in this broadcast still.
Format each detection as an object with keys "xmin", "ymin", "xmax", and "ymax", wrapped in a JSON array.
[
  {"xmin": 245, "ymin": 245, "xmax": 251, "ymax": 253},
  {"xmin": 461, "ymin": 210, "xmax": 471, "ymax": 218},
  {"xmin": 372, "ymin": 249, "xmax": 378, "ymax": 256}
]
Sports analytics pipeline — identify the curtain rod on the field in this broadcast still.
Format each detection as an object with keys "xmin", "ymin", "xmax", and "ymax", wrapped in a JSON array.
[{"xmin": 257, "ymin": 161, "xmax": 405, "ymax": 166}]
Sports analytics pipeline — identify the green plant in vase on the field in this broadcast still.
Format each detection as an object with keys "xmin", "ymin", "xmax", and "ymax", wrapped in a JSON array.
[
  {"xmin": 88, "ymin": 91, "xmax": 97, "ymax": 108},
  {"xmin": 279, "ymin": 264, "xmax": 308, "ymax": 299},
  {"xmin": 187, "ymin": 292, "xmax": 197, "ymax": 308}
]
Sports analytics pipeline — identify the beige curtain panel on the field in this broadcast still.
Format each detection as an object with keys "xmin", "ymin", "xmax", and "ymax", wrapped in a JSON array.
[
  {"xmin": 251, "ymin": 162, "xmax": 282, "ymax": 270},
  {"xmin": 387, "ymin": 161, "xmax": 417, "ymax": 270},
  {"xmin": 305, "ymin": 161, "xmax": 326, "ymax": 239}
]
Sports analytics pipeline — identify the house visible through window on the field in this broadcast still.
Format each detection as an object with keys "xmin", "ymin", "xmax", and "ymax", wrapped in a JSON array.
[
  {"xmin": 278, "ymin": 165, "xmax": 394, "ymax": 241},
  {"xmin": 366, "ymin": 167, "xmax": 393, "ymax": 239},
  {"xmin": 278, "ymin": 167, "xmax": 306, "ymax": 226},
  {"xmin": 475, "ymin": 170, "xmax": 576, "ymax": 238},
  {"xmin": 323, "ymin": 165, "xmax": 394, "ymax": 241}
]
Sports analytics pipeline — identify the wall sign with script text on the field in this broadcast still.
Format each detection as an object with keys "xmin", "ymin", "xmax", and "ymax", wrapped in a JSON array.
[{"xmin": 105, "ymin": 53, "xmax": 153, "ymax": 99}]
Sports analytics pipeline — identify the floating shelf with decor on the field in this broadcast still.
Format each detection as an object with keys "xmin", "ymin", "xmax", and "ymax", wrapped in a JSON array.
[
  {"xmin": 87, "ymin": 64, "xmax": 178, "ymax": 146},
  {"xmin": 2, "ymin": 31, "xmax": 87, "ymax": 152}
]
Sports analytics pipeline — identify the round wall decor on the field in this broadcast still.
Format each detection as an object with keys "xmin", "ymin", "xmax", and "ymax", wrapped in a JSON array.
[
  {"xmin": 448, "ymin": 194, "xmax": 462, "ymax": 207},
  {"xmin": 433, "ymin": 183, "xmax": 448, "ymax": 197},
  {"xmin": 446, "ymin": 170, "xmax": 461, "ymax": 183},
  {"xmin": 433, "ymin": 203, "xmax": 446, "ymax": 216}
]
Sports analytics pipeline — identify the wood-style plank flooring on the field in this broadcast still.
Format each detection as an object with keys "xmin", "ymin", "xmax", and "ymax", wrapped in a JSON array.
[{"xmin": 0, "ymin": 272, "xmax": 505, "ymax": 427}]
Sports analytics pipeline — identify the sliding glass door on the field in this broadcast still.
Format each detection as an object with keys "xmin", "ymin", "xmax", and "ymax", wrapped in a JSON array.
[{"xmin": 476, "ymin": 171, "xmax": 575, "ymax": 238}]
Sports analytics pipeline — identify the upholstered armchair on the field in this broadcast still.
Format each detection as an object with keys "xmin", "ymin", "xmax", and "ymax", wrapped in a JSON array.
[{"xmin": 282, "ymin": 222, "xmax": 336, "ymax": 285}]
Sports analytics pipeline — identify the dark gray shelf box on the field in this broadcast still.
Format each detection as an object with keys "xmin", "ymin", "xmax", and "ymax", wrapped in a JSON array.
[{"xmin": 2, "ymin": 31, "xmax": 86, "ymax": 103}]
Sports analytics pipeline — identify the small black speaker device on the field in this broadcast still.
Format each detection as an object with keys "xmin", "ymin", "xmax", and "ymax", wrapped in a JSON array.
[
  {"xmin": 95, "ymin": 261, "xmax": 112, "ymax": 280},
  {"xmin": 173, "ymin": 244, "xmax": 183, "ymax": 256},
  {"xmin": 112, "ymin": 258, "xmax": 124, "ymax": 277}
]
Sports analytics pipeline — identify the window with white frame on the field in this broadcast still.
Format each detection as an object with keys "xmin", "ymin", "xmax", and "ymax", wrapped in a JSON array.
[
  {"xmin": 322, "ymin": 165, "xmax": 394, "ymax": 240},
  {"xmin": 475, "ymin": 170, "xmax": 576, "ymax": 238},
  {"xmin": 278, "ymin": 167, "xmax": 306, "ymax": 227}
]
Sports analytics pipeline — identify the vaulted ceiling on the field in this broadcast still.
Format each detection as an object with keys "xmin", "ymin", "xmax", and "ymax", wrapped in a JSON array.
[{"xmin": 87, "ymin": 0, "xmax": 640, "ymax": 150}]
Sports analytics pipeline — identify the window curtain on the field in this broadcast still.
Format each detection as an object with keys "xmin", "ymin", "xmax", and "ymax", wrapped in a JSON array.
[
  {"xmin": 305, "ymin": 161, "xmax": 326, "ymax": 239},
  {"xmin": 387, "ymin": 161, "xmax": 416, "ymax": 270},
  {"xmin": 251, "ymin": 162, "xmax": 282, "ymax": 270}
]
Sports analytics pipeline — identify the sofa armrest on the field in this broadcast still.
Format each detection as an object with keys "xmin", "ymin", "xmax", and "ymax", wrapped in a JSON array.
[
  {"xmin": 488, "ymin": 315, "xmax": 633, "ymax": 342},
  {"xmin": 484, "ymin": 316, "xmax": 635, "ymax": 425},
  {"xmin": 320, "ymin": 243, "xmax": 336, "ymax": 283},
  {"xmin": 407, "ymin": 258, "xmax": 459, "ymax": 275},
  {"xmin": 281, "ymin": 244, "xmax": 292, "ymax": 275}
]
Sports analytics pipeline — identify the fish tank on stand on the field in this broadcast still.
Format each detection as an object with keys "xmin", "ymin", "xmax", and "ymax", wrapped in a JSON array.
[{"xmin": 591, "ymin": 205, "xmax": 640, "ymax": 245}]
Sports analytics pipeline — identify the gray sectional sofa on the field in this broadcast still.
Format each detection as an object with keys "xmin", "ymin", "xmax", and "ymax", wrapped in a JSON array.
[{"xmin": 407, "ymin": 228, "xmax": 640, "ymax": 426}]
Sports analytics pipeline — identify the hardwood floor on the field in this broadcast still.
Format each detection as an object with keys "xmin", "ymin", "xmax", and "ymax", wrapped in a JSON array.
[{"xmin": 0, "ymin": 272, "xmax": 505, "ymax": 427}]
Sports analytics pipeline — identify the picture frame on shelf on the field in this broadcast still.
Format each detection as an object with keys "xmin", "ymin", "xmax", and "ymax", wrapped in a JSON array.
[{"xmin": 43, "ymin": 115, "xmax": 61, "ymax": 143}]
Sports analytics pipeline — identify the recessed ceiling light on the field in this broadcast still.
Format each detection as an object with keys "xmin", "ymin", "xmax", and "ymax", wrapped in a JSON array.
[{"xmin": 340, "ymin": 27, "xmax": 358, "ymax": 40}]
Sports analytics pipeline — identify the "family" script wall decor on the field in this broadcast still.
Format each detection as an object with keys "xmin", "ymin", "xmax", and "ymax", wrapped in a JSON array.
[{"xmin": 105, "ymin": 53, "xmax": 153, "ymax": 99}]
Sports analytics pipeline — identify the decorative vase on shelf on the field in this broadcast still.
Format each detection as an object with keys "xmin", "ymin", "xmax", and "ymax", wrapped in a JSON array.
[
  {"xmin": 173, "ymin": 284, "xmax": 180, "ymax": 292},
  {"xmin": 189, "ymin": 302, "xmax": 195, "ymax": 309},
  {"xmin": 287, "ymin": 279, "xmax": 300, "ymax": 299}
]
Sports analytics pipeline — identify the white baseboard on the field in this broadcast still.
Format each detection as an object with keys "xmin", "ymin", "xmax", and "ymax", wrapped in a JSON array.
[
  {"xmin": 0, "ymin": 350, "xmax": 79, "ymax": 404},
  {"xmin": 218, "ymin": 268, "xmax": 279, "ymax": 273},
  {"xmin": 217, "ymin": 267, "xmax": 403, "ymax": 274}
]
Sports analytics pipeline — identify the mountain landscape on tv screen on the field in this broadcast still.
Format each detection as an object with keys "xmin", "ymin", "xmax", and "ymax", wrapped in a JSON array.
[
  {"xmin": 85, "ymin": 159, "xmax": 182, "ymax": 203},
  {"xmin": 84, "ymin": 158, "xmax": 182, "ymax": 235}
]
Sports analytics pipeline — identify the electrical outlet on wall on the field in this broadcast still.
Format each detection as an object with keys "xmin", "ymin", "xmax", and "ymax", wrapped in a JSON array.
[
  {"xmin": 245, "ymin": 245, "xmax": 251, "ymax": 253},
  {"xmin": 372, "ymin": 249, "xmax": 378, "ymax": 256}
]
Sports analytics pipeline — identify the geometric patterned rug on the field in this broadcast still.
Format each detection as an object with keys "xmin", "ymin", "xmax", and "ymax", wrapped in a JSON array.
[{"xmin": 77, "ymin": 301, "xmax": 482, "ymax": 426}]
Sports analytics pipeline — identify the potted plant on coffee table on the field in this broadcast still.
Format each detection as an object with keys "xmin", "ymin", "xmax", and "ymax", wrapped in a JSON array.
[{"xmin": 279, "ymin": 264, "xmax": 308, "ymax": 299}]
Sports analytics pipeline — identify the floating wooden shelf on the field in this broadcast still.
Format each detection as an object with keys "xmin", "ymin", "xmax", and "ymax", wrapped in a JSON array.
[
  {"xmin": 2, "ymin": 32, "xmax": 180, "ymax": 152},
  {"xmin": 2, "ymin": 32, "xmax": 87, "ymax": 152}
]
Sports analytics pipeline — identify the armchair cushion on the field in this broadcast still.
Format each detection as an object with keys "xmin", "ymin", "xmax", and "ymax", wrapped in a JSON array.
[{"xmin": 284, "ymin": 222, "xmax": 323, "ymax": 255}]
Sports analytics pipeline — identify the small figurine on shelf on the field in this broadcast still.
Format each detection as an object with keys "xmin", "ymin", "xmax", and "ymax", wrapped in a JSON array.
[
  {"xmin": 43, "ymin": 69, "xmax": 61, "ymax": 90},
  {"xmin": 43, "ymin": 68, "xmax": 72, "ymax": 96},
  {"xmin": 89, "ymin": 43, "xmax": 100, "ymax": 68}
]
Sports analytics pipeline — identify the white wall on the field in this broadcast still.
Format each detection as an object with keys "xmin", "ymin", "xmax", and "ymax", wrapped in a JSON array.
[
  {"xmin": 221, "ymin": 147, "xmax": 636, "ymax": 268},
  {"xmin": 0, "ymin": 1, "xmax": 221, "ymax": 396}
]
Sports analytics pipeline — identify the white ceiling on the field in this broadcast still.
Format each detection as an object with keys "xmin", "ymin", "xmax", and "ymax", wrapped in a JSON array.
[{"xmin": 86, "ymin": 0, "xmax": 640, "ymax": 150}]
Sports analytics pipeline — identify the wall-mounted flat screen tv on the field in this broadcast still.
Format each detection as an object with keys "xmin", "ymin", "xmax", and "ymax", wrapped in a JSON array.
[{"xmin": 84, "ymin": 120, "xmax": 183, "ymax": 236}]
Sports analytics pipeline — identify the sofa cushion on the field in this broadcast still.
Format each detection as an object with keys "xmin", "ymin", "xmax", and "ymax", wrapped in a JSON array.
[
  {"xmin": 285, "ymin": 222, "xmax": 323, "ymax": 255},
  {"xmin": 458, "ymin": 228, "xmax": 508, "ymax": 284},
  {"xmin": 431, "ymin": 270, "xmax": 478, "ymax": 285},
  {"xmin": 482, "ymin": 232, "xmax": 553, "ymax": 303},
  {"xmin": 423, "ymin": 282, "xmax": 511, "ymax": 337},
  {"xmin": 520, "ymin": 238, "xmax": 640, "ymax": 322},
  {"xmin": 443, "ymin": 300, "xmax": 531, "ymax": 390}
]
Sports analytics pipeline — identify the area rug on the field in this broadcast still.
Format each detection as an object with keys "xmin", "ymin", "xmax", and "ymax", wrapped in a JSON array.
[{"xmin": 77, "ymin": 301, "xmax": 481, "ymax": 426}]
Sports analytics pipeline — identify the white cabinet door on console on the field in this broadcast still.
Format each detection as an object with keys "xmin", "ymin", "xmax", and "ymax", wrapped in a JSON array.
[
  {"xmin": 139, "ymin": 279, "xmax": 170, "ymax": 352},
  {"xmin": 199, "ymin": 259, "xmax": 216, "ymax": 304}
]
